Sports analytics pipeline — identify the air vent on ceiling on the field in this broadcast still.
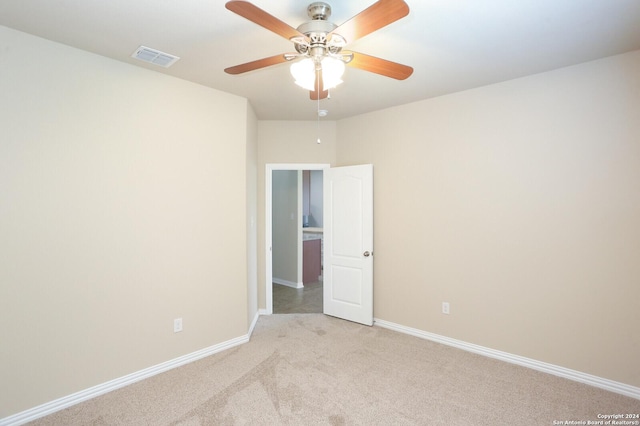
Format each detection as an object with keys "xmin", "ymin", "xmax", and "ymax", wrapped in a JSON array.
[{"xmin": 131, "ymin": 46, "xmax": 180, "ymax": 68}]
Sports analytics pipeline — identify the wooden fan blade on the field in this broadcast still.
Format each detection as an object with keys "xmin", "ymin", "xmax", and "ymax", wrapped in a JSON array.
[
  {"xmin": 310, "ymin": 68, "xmax": 329, "ymax": 100},
  {"xmin": 225, "ymin": 1, "xmax": 304, "ymax": 41},
  {"xmin": 345, "ymin": 51, "xmax": 413, "ymax": 80},
  {"xmin": 329, "ymin": 0, "xmax": 409, "ymax": 44},
  {"xmin": 310, "ymin": 89, "xmax": 329, "ymax": 100},
  {"xmin": 224, "ymin": 53, "xmax": 290, "ymax": 75}
]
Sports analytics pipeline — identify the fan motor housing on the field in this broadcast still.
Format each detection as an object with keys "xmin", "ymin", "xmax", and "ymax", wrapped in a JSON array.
[
  {"xmin": 297, "ymin": 18, "xmax": 337, "ymax": 36},
  {"xmin": 296, "ymin": 2, "xmax": 340, "ymax": 56},
  {"xmin": 298, "ymin": 2, "xmax": 336, "ymax": 36}
]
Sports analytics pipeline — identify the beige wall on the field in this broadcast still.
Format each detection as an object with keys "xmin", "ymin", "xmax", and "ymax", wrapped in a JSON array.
[
  {"xmin": 336, "ymin": 50, "xmax": 640, "ymax": 387},
  {"xmin": 256, "ymin": 121, "xmax": 337, "ymax": 309},
  {"xmin": 0, "ymin": 26, "xmax": 252, "ymax": 417},
  {"xmin": 246, "ymin": 104, "xmax": 259, "ymax": 328}
]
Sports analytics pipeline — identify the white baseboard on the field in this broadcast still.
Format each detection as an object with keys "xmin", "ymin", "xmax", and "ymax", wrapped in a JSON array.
[
  {"xmin": 8, "ymin": 317, "xmax": 635, "ymax": 426},
  {"xmin": 373, "ymin": 318, "xmax": 640, "ymax": 400},
  {"xmin": 0, "ymin": 334, "xmax": 250, "ymax": 426},
  {"xmin": 272, "ymin": 278, "xmax": 303, "ymax": 289},
  {"xmin": 248, "ymin": 310, "xmax": 263, "ymax": 337}
]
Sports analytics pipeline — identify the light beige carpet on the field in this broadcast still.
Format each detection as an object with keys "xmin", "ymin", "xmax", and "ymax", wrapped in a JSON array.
[{"xmin": 31, "ymin": 314, "xmax": 639, "ymax": 425}]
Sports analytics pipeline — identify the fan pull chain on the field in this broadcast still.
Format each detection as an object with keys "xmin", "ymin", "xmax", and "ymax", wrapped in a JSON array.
[{"xmin": 316, "ymin": 68, "xmax": 321, "ymax": 144}]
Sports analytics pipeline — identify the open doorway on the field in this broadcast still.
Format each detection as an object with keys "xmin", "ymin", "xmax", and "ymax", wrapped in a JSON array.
[
  {"xmin": 265, "ymin": 164, "xmax": 329, "ymax": 314},
  {"xmin": 272, "ymin": 169, "xmax": 324, "ymax": 313}
]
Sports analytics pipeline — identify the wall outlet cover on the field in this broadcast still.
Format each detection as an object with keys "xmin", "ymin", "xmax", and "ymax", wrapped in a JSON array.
[{"xmin": 174, "ymin": 318, "xmax": 183, "ymax": 333}]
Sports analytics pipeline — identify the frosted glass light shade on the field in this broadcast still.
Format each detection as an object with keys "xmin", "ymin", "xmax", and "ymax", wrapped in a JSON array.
[
  {"xmin": 321, "ymin": 56, "xmax": 345, "ymax": 89},
  {"xmin": 290, "ymin": 56, "xmax": 346, "ymax": 91},
  {"xmin": 290, "ymin": 58, "xmax": 316, "ymax": 91}
]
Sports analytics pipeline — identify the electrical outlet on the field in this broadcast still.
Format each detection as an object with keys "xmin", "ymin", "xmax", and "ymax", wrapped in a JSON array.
[
  {"xmin": 173, "ymin": 318, "xmax": 183, "ymax": 333},
  {"xmin": 442, "ymin": 302, "xmax": 450, "ymax": 315}
]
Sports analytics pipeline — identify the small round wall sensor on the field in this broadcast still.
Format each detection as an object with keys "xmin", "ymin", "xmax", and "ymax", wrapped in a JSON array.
[{"xmin": 318, "ymin": 109, "xmax": 328, "ymax": 117}]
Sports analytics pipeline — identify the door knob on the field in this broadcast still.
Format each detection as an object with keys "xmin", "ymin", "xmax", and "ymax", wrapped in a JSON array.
[{"xmin": 363, "ymin": 251, "xmax": 371, "ymax": 257}]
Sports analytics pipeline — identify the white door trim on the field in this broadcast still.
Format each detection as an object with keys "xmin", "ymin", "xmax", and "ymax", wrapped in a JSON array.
[{"xmin": 265, "ymin": 163, "xmax": 330, "ymax": 314}]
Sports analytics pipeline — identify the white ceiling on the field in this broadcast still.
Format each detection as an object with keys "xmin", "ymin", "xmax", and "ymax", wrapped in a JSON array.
[{"xmin": 2, "ymin": 0, "xmax": 640, "ymax": 120}]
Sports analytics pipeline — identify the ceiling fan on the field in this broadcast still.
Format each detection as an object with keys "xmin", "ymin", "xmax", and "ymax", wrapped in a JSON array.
[{"xmin": 224, "ymin": 0, "xmax": 414, "ymax": 100}]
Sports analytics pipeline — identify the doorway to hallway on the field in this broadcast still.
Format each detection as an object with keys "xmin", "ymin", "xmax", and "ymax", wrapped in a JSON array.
[{"xmin": 266, "ymin": 163, "xmax": 329, "ymax": 314}]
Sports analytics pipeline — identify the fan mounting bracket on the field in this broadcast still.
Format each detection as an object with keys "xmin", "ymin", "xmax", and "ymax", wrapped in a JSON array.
[{"xmin": 307, "ymin": 2, "xmax": 332, "ymax": 20}]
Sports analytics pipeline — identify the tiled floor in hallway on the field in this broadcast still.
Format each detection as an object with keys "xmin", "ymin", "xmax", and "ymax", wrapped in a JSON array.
[{"xmin": 273, "ymin": 281, "xmax": 322, "ymax": 314}]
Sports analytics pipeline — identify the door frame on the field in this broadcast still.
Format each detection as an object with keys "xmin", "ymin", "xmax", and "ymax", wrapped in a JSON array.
[{"xmin": 265, "ymin": 163, "xmax": 330, "ymax": 314}]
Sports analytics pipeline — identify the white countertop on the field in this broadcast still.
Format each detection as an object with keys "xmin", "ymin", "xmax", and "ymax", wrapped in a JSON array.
[
  {"xmin": 303, "ymin": 228, "xmax": 323, "ymax": 240},
  {"xmin": 302, "ymin": 227, "xmax": 323, "ymax": 233}
]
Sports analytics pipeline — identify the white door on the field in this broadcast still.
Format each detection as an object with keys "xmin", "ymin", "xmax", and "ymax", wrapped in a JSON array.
[{"xmin": 323, "ymin": 164, "xmax": 373, "ymax": 326}]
